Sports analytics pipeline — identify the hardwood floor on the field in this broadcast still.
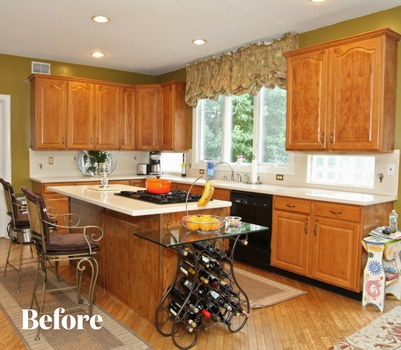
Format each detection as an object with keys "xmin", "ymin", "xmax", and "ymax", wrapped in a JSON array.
[{"xmin": 0, "ymin": 237, "xmax": 398, "ymax": 349}]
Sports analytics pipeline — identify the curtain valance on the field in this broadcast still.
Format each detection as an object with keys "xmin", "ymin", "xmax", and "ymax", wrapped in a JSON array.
[{"xmin": 185, "ymin": 32, "xmax": 299, "ymax": 107}]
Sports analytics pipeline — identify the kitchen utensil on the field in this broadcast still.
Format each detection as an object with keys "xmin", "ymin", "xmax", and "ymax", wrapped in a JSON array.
[
  {"xmin": 137, "ymin": 163, "xmax": 148, "ymax": 175},
  {"xmin": 146, "ymin": 178, "xmax": 171, "ymax": 194}
]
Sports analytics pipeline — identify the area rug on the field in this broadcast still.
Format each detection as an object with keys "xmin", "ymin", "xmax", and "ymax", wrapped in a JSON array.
[
  {"xmin": 0, "ymin": 266, "xmax": 152, "ymax": 350},
  {"xmin": 329, "ymin": 306, "xmax": 401, "ymax": 349},
  {"xmin": 234, "ymin": 268, "xmax": 307, "ymax": 309}
]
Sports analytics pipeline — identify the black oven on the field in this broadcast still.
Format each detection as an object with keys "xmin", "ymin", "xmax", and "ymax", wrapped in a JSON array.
[{"xmin": 229, "ymin": 190, "xmax": 273, "ymax": 270}]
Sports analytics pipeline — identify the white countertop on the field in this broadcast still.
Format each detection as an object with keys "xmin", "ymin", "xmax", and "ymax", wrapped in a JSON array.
[
  {"xmin": 48, "ymin": 184, "xmax": 232, "ymax": 217},
  {"xmin": 34, "ymin": 174, "xmax": 396, "ymax": 206}
]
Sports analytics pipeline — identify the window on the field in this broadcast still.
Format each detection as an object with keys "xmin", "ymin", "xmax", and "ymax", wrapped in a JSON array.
[
  {"xmin": 307, "ymin": 155, "xmax": 375, "ymax": 188},
  {"xmin": 194, "ymin": 86, "xmax": 291, "ymax": 173}
]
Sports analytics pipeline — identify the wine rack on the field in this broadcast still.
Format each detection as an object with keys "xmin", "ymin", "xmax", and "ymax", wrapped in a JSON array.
[{"xmin": 155, "ymin": 233, "xmax": 251, "ymax": 350}]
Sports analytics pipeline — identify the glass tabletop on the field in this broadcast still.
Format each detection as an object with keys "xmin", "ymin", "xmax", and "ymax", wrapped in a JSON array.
[{"xmin": 133, "ymin": 222, "xmax": 269, "ymax": 248}]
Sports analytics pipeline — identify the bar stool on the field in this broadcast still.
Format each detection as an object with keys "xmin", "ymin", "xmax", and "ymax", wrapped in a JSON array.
[
  {"xmin": 21, "ymin": 186, "xmax": 103, "ymax": 341},
  {"xmin": 0, "ymin": 178, "xmax": 35, "ymax": 292}
]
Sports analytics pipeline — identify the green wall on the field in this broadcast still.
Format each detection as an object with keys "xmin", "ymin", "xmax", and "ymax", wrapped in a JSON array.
[{"xmin": 1, "ymin": 5, "xmax": 401, "ymax": 208}]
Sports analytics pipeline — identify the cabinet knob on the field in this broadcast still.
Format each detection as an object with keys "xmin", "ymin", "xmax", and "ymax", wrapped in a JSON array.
[
  {"xmin": 314, "ymin": 223, "xmax": 318, "ymax": 236},
  {"xmin": 330, "ymin": 133, "xmax": 334, "ymax": 143},
  {"xmin": 122, "ymin": 139, "xmax": 125, "ymax": 145},
  {"xmin": 321, "ymin": 132, "xmax": 325, "ymax": 143},
  {"xmin": 304, "ymin": 221, "xmax": 308, "ymax": 234},
  {"xmin": 61, "ymin": 137, "xmax": 65, "ymax": 145}
]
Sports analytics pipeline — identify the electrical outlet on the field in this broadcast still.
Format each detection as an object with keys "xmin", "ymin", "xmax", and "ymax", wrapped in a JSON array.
[
  {"xmin": 48, "ymin": 157, "xmax": 54, "ymax": 165},
  {"xmin": 276, "ymin": 174, "xmax": 284, "ymax": 181},
  {"xmin": 199, "ymin": 169, "xmax": 205, "ymax": 174},
  {"xmin": 387, "ymin": 163, "xmax": 395, "ymax": 175}
]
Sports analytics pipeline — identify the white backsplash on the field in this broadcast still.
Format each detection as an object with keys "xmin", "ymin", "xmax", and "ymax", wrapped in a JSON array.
[
  {"xmin": 29, "ymin": 149, "xmax": 150, "ymax": 177},
  {"xmin": 30, "ymin": 148, "xmax": 399, "ymax": 197}
]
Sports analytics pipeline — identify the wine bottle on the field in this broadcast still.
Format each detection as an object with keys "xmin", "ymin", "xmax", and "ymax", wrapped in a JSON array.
[
  {"xmin": 180, "ymin": 248, "xmax": 210, "ymax": 268},
  {"xmin": 170, "ymin": 286, "xmax": 199, "ymax": 313},
  {"xmin": 192, "ymin": 241, "xmax": 232, "ymax": 263},
  {"xmin": 181, "ymin": 153, "xmax": 186, "ymax": 177},
  {"xmin": 180, "ymin": 260, "xmax": 209, "ymax": 284},
  {"xmin": 207, "ymin": 259, "xmax": 231, "ymax": 279},
  {"xmin": 168, "ymin": 301, "xmax": 197, "ymax": 329},
  {"xmin": 206, "ymin": 303, "xmax": 231, "ymax": 325},
  {"xmin": 222, "ymin": 295, "xmax": 250, "ymax": 318},
  {"xmin": 208, "ymin": 288, "xmax": 233, "ymax": 311},
  {"xmin": 219, "ymin": 279, "xmax": 239, "ymax": 297}
]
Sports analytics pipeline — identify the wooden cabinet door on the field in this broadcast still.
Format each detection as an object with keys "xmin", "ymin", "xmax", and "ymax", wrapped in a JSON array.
[
  {"xmin": 95, "ymin": 84, "xmax": 119, "ymax": 149},
  {"xmin": 271, "ymin": 210, "xmax": 310, "ymax": 275},
  {"xmin": 161, "ymin": 81, "xmax": 188, "ymax": 150},
  {"xmin": 30, "ymin": 76, "xmax": 68, "ymax": 149},
  {"xmin": 285, "ymin": 50, "xmax": 328, "ymax": 151},
  {"xmin": 67, "ymin": 81, "xmax": 95, "ymax": 149},
  {"xmin": 136, "ymin": 85, "xmax": 161, "ymax": 150},
  {"xmin": 329, "ymin": 38, "xmax": 382, "ymax": 151},
  {"xmin": 120, "ymin": 87, "xmax": 136, "ymax": 150},
  {"xmin": 310, "ymin": 217, "xmax": 360, "ymax": 290}
]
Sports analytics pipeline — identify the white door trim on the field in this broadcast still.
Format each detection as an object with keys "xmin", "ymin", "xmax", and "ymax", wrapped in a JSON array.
[{"xmin": 0, "ymin": 94, "xmax": 11, "ymax": 238}]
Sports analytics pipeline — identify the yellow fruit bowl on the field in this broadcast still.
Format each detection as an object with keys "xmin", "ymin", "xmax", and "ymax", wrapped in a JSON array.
[{"xmin": 182, "ymin": 215, "xmax": 225, "ymax": 234}]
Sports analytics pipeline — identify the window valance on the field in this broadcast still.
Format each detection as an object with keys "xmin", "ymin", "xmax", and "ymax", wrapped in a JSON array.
[{"xmin": 185, "ymin": 32, "xmax": 299, "ymax": 107}]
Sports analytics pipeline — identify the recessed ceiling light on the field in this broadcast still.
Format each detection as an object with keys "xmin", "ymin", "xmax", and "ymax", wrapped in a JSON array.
[
  {"xmin": 92, "ymin": 15, "xmax": 110, "ymax": 23},
  {"xmin": 192, "ymin": 39, "xmax": 207, "ymax": 45},
  {"xmin": 91, "ymin": 52, "xmax": 105, "ymax": 58}
]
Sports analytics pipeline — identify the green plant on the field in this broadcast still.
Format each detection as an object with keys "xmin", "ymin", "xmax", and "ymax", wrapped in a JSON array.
[{"xmin": 87, "ymin": 150, "xmax": 108, "ymax": 163}]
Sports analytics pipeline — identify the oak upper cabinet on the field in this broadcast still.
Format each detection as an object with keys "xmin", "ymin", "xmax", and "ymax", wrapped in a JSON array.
[
  {"xmin": 68, "ymin": 82, "xmax": 120, "ymax": 150},
  {"xmin": 95, "ymin": 84, "xmax": 120, "ymax": 149},
  {"xmin": 30, "ymin": 75, "xmax": 68, "ymax": 149},
  {"xmin": 119, "ymin": 87, "xmax": 136, "ymax": 150},
  {"xmin": 161, "ymin": 81, "xmax": 189, "ymax": 150},
  {"xmin": 136, "ymin": 85, "xmax": 161, "ymax": 150},
  {"xmin": 285, "ymin": 28, "xmax": 401, "ymax": 152},
  {"xmin": 67, "ymin": 81, "xmax": 95, "ymax": 149}
]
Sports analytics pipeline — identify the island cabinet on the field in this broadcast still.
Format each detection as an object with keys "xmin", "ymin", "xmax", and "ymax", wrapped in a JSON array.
[
  {"xmin": 285, "ymin": 28, "xmax": 401, "ymax": 152},
  {"xmin": 136, "ymin": 85, "xmax": 161, "ymax": 150},
  {"xmin": 271, "ymin": 196, "xmax": 393, "ymax": 292},
  {"xmin": 160, "ymin": 81, "xmax": 189, "ymax": 150},
  {"xmin": 31, "ymin": 180, "xmax": 131, "ymax": 227}
]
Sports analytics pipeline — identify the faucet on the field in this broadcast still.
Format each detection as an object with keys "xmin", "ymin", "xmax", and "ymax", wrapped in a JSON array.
[
  {"xmin": 215, "ymin": 161, "xmax": 235, "ymax": 181},
  {"xmin": 235, "ymin": 173, "xmax": 242, "ymax": 182},
  {"xmin": 243, "ymin": 172, "xmax": 250, "ymax": 183}
]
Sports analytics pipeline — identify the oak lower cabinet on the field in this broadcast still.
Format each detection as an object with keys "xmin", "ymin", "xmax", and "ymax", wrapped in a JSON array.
[
  {"xmin": 271, "ymin": 196, "xmax": 393, "ymax": 292},
  {"xmin": 285, "ymin": 28, "xmax": 401, "ymax": 152}
]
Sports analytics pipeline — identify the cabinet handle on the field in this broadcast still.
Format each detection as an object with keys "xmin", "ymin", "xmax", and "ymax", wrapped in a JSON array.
[
  {"xmin": 122, "ymin": 139, "xmax": 125, "ymax": 145},
  {"xmin": 330, "ymin": 133, "xmax": 334, "ymax": 143},
  {"xmin": 97, "ymin": 138, "xmax": 99, "ymax": 145},
  {"xmin": 90, "ymin": 137, "xmax": 93, "ymax": 146},
  {"xmin": 61, "ymin": 137, "xmax": 65, "ymax": 145},
  {"xmin": 314, "ymin": 223, "xmax": 317, "ymax": 236},
  {"xmin": 321, "ymin": 132, "xmax": 325, "ymax": 143},
  {"xmin": 330, "ymin": 210, "xmax": 342, "ymax": 215},
  {"xmin": 285, "ymin": 204, "xmax": 295, "ymax": 208},
  {"xmin": 304, "ymin": 221, "xmax": 308, "ymax": 234}
]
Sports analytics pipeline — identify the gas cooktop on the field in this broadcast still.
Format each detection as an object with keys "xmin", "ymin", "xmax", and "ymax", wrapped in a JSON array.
[{"xmin": 115, "ymin": 189, "xmax": 203, "ymax": 205}]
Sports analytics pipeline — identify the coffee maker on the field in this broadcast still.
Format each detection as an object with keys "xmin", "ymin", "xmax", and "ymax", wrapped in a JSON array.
[{"xmin": 149, "ymin": 151, "xmax": 161, "ymax": 175}]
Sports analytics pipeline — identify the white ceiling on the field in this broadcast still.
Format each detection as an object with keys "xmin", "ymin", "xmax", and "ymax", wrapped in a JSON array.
[{"xmin": 1, "ymin": 0, "xmax": 400, "ymax": 76}]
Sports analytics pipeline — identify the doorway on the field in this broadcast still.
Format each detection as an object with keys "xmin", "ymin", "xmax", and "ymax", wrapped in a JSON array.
[{"xmin": 0, "ymin": 95, "xmax": 11, "ymax": 238}]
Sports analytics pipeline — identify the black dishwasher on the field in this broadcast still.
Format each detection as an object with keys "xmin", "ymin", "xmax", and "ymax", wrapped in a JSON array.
[{"xmin": 229, "ymin": 190, "xmax": 273, "ymax": 270}]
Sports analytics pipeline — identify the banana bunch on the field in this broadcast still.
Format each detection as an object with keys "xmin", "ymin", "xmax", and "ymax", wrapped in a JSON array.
[{"xmin": 197, "ymin": 179, "xmax": 215, "ymax": 207}]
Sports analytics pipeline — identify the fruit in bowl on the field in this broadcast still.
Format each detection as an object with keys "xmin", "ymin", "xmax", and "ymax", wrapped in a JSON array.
[{"xmin": 182, "ymin": 215, "xmax": 225, "ymax": 233}]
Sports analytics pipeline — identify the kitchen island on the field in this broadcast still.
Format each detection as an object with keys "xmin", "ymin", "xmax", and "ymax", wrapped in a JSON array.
[{"xmin": 49, "ymin": 184, "xmax": 232, "ymax": 323}]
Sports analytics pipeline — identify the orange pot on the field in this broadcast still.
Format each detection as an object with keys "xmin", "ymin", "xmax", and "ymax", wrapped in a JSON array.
[{"xmin": 146, "ymin": 178, "xmax": 171, "ymax": 194}]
